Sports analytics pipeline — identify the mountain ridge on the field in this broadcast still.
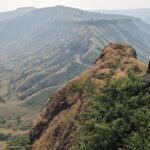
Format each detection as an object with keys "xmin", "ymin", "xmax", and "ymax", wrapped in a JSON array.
[
  {"xmin": 93, "ymin": 8, "xmax": 150, "ymax": 25},
  {"xmin": 30, "ymin": 43, "xmax": 147, "ymax": 150},
  {"xmin": 0, "ymin": 7, "xmax": 35, "ymax": 22}
]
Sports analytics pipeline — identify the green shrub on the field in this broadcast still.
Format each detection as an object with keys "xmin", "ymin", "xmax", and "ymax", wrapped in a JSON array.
[
  {"xmin": 0, "ymin": 117, "xmax": 6, "ymax": 124},
  {"xmin": 68, "ymin": 79, "xmax": 95, "ymax": 98},
  {"xmin": 74, "ymin": 73, "xmax": 150, "ymax": 150},
  {"xmin": 6, "ymin": 135, "xmax": 31, "ymax": 150},
  {"xmin": 0, "ymin": 133, "xmax": 10, "ymax": 141}
]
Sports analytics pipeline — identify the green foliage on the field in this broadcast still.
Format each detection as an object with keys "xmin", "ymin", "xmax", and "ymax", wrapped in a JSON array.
[
  {"xmin": 17, "ymin": 116, "xmax": 21, "ymax": 124},
  {"xmin": 106, "ymin": 62, "xmax": 120, "ymax": 83},
  {"xmin": 68, "ymin": 81, "xmax": 85, "ymax": 97},
  {"xmin": 6, "ymin": 135, "xmax": 31, "ymax": 150},
  {"xmin": 0, "ymin": 117, "xmax": 6, "ymax": 124},
  {"xmin": 74, "ymin": 74, "xmax": 150, "ymax": 150},
  {"xmin": 68, "ymin": 79, "xmax": 95, "ymax": 97},
  {"xmin": 0, "ymin": 133, "xmax": 10, "ymax": 141}
]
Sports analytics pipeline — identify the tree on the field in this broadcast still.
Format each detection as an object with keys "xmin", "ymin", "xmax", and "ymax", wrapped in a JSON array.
[
  {"xmin": 73, "ymin": 73, "xmax": 150, "ymax": 150},
  {"xmin": 6, "ymin": 135, "xmax": 31, "ymax": 150}
]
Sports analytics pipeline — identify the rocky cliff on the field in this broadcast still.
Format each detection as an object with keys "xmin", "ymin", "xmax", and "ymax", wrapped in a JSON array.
[{"xmin": 30, "ymin": 43, "xmax": 146, "ymax": 150}]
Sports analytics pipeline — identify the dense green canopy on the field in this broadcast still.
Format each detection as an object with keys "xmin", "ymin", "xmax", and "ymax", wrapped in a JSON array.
[{"xmin": 74, "ymin": 73, "xmax": 150, "ymax": 150}]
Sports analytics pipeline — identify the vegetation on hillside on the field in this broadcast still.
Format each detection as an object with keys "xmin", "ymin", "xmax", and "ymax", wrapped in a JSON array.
[
  {"xmin": 5, "ymin": 72, "xmax": 150, "ymax": 150},
  {"xmin": 73, "ymin": 73, "xmax": 150, "ymax": 150},
  {"xmin": 6, "ymin": 135, "xmax": 31, "ymax": 150}
]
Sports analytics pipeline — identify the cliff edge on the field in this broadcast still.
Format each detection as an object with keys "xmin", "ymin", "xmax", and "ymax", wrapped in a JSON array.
[{"xmin": 30, "ymin": 43, "xmax": 146, "ymax": 150}]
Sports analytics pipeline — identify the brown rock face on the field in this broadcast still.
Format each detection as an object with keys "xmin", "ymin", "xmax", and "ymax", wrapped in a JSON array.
[{"xmin": 30, "ymin": 43, "xmax": 146, "ymax": 150}]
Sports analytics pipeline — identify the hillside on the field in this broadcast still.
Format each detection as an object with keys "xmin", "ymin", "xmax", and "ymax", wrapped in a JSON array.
[
  {"xmin": 30, "ymin": 43, "xmax": 149, "ymax": 150},
  {"xmin": 95, "ymin": 8, "xmax": 150, "ymax": 25},
  {"xmin": 0, "ymin": 7, "xmax": 35, "ymax": 22},
  {"xmin": 0, "ymin": 6, "xmax": 150, "ymax": 138}
]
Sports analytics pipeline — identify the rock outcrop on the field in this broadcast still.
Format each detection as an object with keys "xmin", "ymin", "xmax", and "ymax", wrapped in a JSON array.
[{"xmin": 30, "ymin": 43, "xmax": 146, "ymax": 150}]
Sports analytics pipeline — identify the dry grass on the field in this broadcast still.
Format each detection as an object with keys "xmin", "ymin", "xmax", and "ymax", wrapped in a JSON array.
[
  {"xmin": 33, "ymin": 99, "xmax": 82, "ymax": 150},
  {"xmin": 0, "ymin": 141, "xmax": 6, "ymax": 150}
]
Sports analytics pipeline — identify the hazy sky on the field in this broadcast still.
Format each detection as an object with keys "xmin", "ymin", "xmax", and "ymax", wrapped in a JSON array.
[{"xmin": 0, "ymin": 0, "xmax": 150, "ymax": 12}]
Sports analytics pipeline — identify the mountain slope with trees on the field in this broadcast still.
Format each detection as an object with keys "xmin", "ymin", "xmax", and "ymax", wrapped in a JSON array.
[{"xmin": 30, "ymin": 43, "xmax": 149, "ymax": 150}]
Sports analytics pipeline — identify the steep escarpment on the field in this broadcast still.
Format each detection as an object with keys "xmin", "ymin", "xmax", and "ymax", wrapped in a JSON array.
[{"xmin": 30, "ymin": 43, "xmax": 147, "ymax": 150}]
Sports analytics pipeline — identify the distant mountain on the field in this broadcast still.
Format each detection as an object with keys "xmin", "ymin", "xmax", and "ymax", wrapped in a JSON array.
[
  {"xmin": 93, "ymin": 8, "xmax": 150, "ymax": 25},
  {"xmin": 0, "ymin": 6, "xmax": 150, "ymax": 133},
  {"xmin": 0, "ymin": 7, "xmax": 35, "ymax": 22}
]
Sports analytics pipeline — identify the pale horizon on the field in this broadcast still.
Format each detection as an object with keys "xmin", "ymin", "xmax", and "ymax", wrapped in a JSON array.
[{"xmin": 0, "ymin": 0, "xmax": 150, "ymax": 13}]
